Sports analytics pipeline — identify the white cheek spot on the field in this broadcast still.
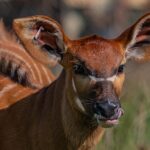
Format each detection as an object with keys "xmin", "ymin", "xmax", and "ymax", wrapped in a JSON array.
[
  {"xmin": 89, "ymin": 75, "xmax": 116, "ymax": 82},
  {"xmin": 72, "ymin": 78, "xmax": 85, "ymax": 112},
  {"xmin": 72, "ymin": 77, "xmax": 77, "ymax": 93},
  {"xmin": 75, "ymin": 97, "xmax": 86, "ymax": 112}
]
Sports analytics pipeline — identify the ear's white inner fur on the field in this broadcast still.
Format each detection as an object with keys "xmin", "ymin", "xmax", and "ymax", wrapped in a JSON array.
[{"xmin": 125, "ymin": 15, "xmax": 150, "ymax": 59}]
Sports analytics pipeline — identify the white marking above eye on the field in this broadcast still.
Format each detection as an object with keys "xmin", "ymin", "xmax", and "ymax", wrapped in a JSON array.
[{"xmin": 89, "ymin": 75, "xmax": 117, "ymax": 82}]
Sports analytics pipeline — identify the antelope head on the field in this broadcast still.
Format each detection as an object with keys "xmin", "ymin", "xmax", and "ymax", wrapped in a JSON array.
[{"xmin": 13, "ymin": 13, "xmax": 150, "ymax": 128}]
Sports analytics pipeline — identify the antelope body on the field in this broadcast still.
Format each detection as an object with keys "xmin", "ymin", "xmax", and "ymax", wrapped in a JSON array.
[
  {"xmin": 0, "ymin": 21, "xmax": 54, "ymax": 109},
  {"xmin": 0, "ymin": 13, "xmax": 149, "ymax": 150}
]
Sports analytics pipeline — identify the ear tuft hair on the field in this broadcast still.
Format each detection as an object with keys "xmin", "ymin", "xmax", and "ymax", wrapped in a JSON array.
[
  {"xmin": 131, "ymin": 17, "xmax": 150, "ymax": 49},
  {"xmin": 116, "ymin": 13, "xmax": 150, "ymax": 61}
]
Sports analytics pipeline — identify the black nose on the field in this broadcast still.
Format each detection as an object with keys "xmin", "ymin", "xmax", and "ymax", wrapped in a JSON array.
[{"xmin": 93, "ymin": 100, "xmax": 119, "ymax": 119}]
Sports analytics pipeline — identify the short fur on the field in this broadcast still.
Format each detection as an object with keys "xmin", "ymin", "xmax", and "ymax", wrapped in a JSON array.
[
  {"xmin": 0, "ymin": 13, "xmax": 149, "ymax": 150},
  {"xmin": 0, "ymin": 21, "xmax": 54, "ymax": 109}
]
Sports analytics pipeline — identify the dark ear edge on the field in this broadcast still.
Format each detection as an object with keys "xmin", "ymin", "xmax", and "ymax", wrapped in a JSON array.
[{"xmin": 13, "ymin": 15, "xmax": 69, "ymax": 66}]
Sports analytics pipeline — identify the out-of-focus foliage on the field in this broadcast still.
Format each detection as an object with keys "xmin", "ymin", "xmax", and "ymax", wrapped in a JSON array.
[
  {"xmin": 97, "ymin": 62, "xmax": 150, "ymax": 150},
  {"xmin": 0, "ymin": 0, "xmax": 150, "ymax": 149}
]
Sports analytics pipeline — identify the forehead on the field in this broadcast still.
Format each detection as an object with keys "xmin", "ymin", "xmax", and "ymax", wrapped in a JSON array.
[{"xmin": 70, "ymin": 35, "xmax": 124, "ymax": 76}]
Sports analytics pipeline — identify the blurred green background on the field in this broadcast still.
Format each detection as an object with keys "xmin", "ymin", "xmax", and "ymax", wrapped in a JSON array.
[{"xmin": 0, "ymin": 0, "xmax": 150, "ymax": 149}]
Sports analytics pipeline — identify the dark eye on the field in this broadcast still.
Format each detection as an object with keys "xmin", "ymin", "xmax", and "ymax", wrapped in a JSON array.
[
  {"xmin": 73, "ymin": 64, "xmax": 89, "ymax": 75},
  {"xmin": 118, "ymin": 64, "xmax": 125, "ymax": 74}
]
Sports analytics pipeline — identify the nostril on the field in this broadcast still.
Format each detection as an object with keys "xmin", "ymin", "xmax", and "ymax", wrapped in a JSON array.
[
  {"xmin": 108, "ymin": 101, "xmax": 118, "ymax": 110},
  {"xmin": 93, "ymin": 101, "xmax": 120, "ymax": 118}
]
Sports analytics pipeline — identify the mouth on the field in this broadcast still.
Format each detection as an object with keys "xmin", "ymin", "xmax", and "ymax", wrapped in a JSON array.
[{"xmin": 94, "ymin": 108, "xmax": 124, "ymax": 128}]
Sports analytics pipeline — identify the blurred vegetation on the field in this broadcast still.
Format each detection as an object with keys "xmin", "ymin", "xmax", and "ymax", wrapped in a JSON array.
[
  {"xmin": 0, "ymin": 0, "xmax": 150, "ymax": 149},
  {"xmin": 97, "ymin": 62, "xmax": 150, "ymax": 150}
]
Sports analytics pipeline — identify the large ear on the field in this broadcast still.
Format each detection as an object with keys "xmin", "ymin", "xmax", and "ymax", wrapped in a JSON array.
[
  {"xmin": 116, "ymin": 13, "xmax": 150, "ymax": 61},
  {"xmin": 13, "ymin": 15, "xmax": 69, "ymax": 66}
]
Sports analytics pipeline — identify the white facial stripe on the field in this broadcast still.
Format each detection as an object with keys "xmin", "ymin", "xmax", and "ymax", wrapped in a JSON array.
[
  {"xmin": 72, "ymin": 78, "xmax": 85, "ymax": 112},
  {"xmin": 75, "ymin": 98, "xmax": 86, "ymax": 112},
  {"xmin": 89, "ymin": 75, "xmax": 117, "ymax": 82},
  {"xmin": 72, "ymin": 78, "xmax": 77, "ymax": 93}
]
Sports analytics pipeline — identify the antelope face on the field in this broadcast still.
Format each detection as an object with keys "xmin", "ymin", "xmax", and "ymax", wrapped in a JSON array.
[
  {"xmin": 13, "ymin": 13, "xmax": 150, "ymax": 128},
  {"xmin": 68, "ymin": 37, "xmax": 125, "ymax": 127}
]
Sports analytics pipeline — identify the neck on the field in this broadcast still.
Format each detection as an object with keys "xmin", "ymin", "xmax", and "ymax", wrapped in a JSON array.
[
  {"xmin": 5, "ymin": 69, "xmax": 104, "ymax": 150},
  {"xmin": 48, "ymin": 69, "xmax": 105, "ymax": 150}
]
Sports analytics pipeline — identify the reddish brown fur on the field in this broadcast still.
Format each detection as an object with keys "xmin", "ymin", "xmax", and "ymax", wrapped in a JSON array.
[
  {"xmin": 11, "ymin": 15, "xmax": 129, "ymax": 150},
  {"xmin": 0, "ymin": 13, "xmax": 149, "ymax": 150},
  {"xmin": 0, "ymin": 21, "xmax": 55, "ymax": 109},
  {"xmin": 68, "ymin": 35, "xmax": 124, "ymax": 77}
]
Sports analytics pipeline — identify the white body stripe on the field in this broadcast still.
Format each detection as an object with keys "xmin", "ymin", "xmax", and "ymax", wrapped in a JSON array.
[
  {"xmin": 32, "ymin": 62, "xmax": 43, "ymax": 84},
  {"xmin": 0, "ymin": 21, "xmax": 54, "ymax": 109},
  {"xmin": 0, "ymin": 48, "xmax": 36, "ymax": 80},
  {"xmin": 41, "ymin": 65, "xmax": 52, "ymax": 84},
  {"xmin": 0, "ymin": 84, "xmax": 17, "ymax": 97}
]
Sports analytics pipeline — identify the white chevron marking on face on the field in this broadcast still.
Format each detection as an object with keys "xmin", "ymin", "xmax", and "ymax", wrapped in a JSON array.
[{"xmin": 89, "ymin": 75, "xmax": 117, "ymax": 82}]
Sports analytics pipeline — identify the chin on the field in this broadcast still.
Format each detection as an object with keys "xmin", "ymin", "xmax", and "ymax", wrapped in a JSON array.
[
  {"xmin": 100, "ymin": 119, "xmax": 119, "ymax": 128},
  {"xmin": 93, "ymin": 108, "xmax": 124, "ymax": 128}
]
